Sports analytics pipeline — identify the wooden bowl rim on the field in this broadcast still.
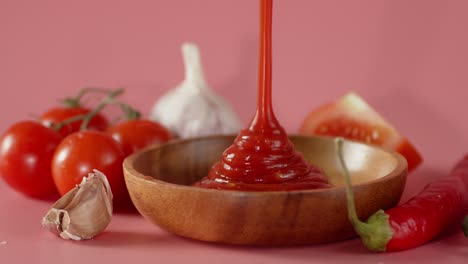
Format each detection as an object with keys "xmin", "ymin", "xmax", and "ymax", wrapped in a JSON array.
[{"xmin": 123, "ymin": 134, "xmax": 408, "ymax": 196}]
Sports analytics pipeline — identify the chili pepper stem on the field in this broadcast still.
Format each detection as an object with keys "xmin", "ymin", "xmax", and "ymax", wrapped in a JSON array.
[
  {"xmin": 463, "ymin": 215, "xmax": 468, "ymax": 237},
  {"xmin": 335, "ymin": 137, "xmax": 394, "ymax": 252}
]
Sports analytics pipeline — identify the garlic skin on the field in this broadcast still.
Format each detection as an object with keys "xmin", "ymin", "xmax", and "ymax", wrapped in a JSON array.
[
  {"xmin": 42, "ymin": 170, "xmax": 113, "ymax": 241},
  {"xmin": 150, "ymin": 42, "xmax": 242, "ymax": 138}
]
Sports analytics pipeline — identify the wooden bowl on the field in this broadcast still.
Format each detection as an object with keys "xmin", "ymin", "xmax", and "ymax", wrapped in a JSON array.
[{"xmin": 123, "ymin": 135, "xmax": 407, "ymax": 246}]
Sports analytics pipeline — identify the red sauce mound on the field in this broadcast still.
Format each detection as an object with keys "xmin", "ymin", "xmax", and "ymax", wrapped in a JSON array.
[
  {"xmin": 194, "ymin": 123, "xmax": 331, "ymax": 191},
  {"xmin": 194, "ymin": 0, "xmax": 331, "ymax": 191}
]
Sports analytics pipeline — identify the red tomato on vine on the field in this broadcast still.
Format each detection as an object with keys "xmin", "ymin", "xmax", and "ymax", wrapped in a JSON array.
[
  {"xmin": 51, "ymin": 130, "xmax": 129, "ymax": 204},
  {"xmin": 107, "ymin": 119, "xmax": 172, "ymax": 156},
  {"xmin": 41, "ymin": 107, "xmax": 108, "ymax": 137},
  {"xmin": 0, "ymin": 121, "xmax": 62, "ymax": 198}
]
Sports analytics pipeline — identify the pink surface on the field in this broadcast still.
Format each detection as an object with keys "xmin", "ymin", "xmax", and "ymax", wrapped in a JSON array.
[{"xmin": 1, "ymin": 0, "xmax": 467, "ymax": 263}]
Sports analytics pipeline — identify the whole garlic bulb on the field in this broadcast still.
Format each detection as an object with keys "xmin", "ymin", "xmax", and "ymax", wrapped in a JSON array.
[{"xmin": 150, "ymin": 42, "xmax": 242, "ymax": 138}]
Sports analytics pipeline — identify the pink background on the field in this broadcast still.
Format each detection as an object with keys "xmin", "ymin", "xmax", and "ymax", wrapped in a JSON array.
[{"xmin": 1, "ymin": 0, "xmax": 467, "ymax": 263}]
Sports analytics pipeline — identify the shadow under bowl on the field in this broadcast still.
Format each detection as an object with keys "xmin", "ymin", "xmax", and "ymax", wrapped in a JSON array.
[{"xmin": 123, "ymin": 135, "xmax": 407, "ymax": 246}]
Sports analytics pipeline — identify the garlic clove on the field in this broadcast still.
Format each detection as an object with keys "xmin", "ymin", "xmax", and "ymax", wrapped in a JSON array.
[
  {"xmin": 150, "ymin": 42, "xmax": 242, "ymax": 138},
  {"xmin": 42, "ymin": 169, "xmax": 113, "ymax": 241}
]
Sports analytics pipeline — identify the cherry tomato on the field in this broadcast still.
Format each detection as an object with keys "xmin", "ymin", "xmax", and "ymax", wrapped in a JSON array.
[
  {"xmin": 0, "ymin": 121, "xmax": 62, "ymax": 198},
  {"xmin": 51, "ymin": 131, "xmax": 128, "ymax": 204},
  {"xmin": 299, "ymin": 92, "xmax": 422, "ymax": 171},
  {"xmin": 107, "ymin": 119, "xmax": 172, "ymax": 156},
  {"xmin": 41, "ymin": 107, "xmax": 109, "ymax": 137}
]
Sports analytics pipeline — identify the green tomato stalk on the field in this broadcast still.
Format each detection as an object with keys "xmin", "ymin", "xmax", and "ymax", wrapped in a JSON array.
[
  {"xmin": 61, "ymin": 87, "xmax": 118, "ymax": 108},
  {"xmin": 53, "ymin": 87, "xmax": 141, "ymax": 132}
]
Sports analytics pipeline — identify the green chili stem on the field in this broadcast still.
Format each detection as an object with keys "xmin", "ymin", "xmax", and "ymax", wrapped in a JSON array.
[
  {"xmin": 335, "ymin": 137, "xmax": 393, "ymax": 252},
  {"xmin": 336, "ymin": 138, "xmax": 366, "ymax": 229}
]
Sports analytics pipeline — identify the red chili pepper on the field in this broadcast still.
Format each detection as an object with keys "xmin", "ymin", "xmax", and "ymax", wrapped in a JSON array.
[{"xmin": 337, "ymin": 138, "xmax": 468, "ymax": 252}]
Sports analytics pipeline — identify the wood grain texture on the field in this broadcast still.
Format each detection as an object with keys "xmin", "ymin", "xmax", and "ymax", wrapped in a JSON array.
[{"xmin": 123, "ymin": 135, "xmax": 407, "ymax": 246}]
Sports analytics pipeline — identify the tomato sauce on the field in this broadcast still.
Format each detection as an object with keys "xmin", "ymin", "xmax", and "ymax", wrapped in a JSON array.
[{"xmin": 195, "ymin": 0, "xmax": 331, "ymax": 191}]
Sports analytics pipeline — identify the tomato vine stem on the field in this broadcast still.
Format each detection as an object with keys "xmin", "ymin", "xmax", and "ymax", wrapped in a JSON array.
[
  {"xmin": 62, "ymin": 87, "xmax": 120, "ymax": 108},
  {"xmin": 52, "ymin": 88, "xmax": 141, "ymax": 132}
]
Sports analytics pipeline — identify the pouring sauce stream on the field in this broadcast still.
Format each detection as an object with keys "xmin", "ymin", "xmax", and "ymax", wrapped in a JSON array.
[{"xmin": 195, "ymin": 0, "xmax": 331, "ymax": 191}]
